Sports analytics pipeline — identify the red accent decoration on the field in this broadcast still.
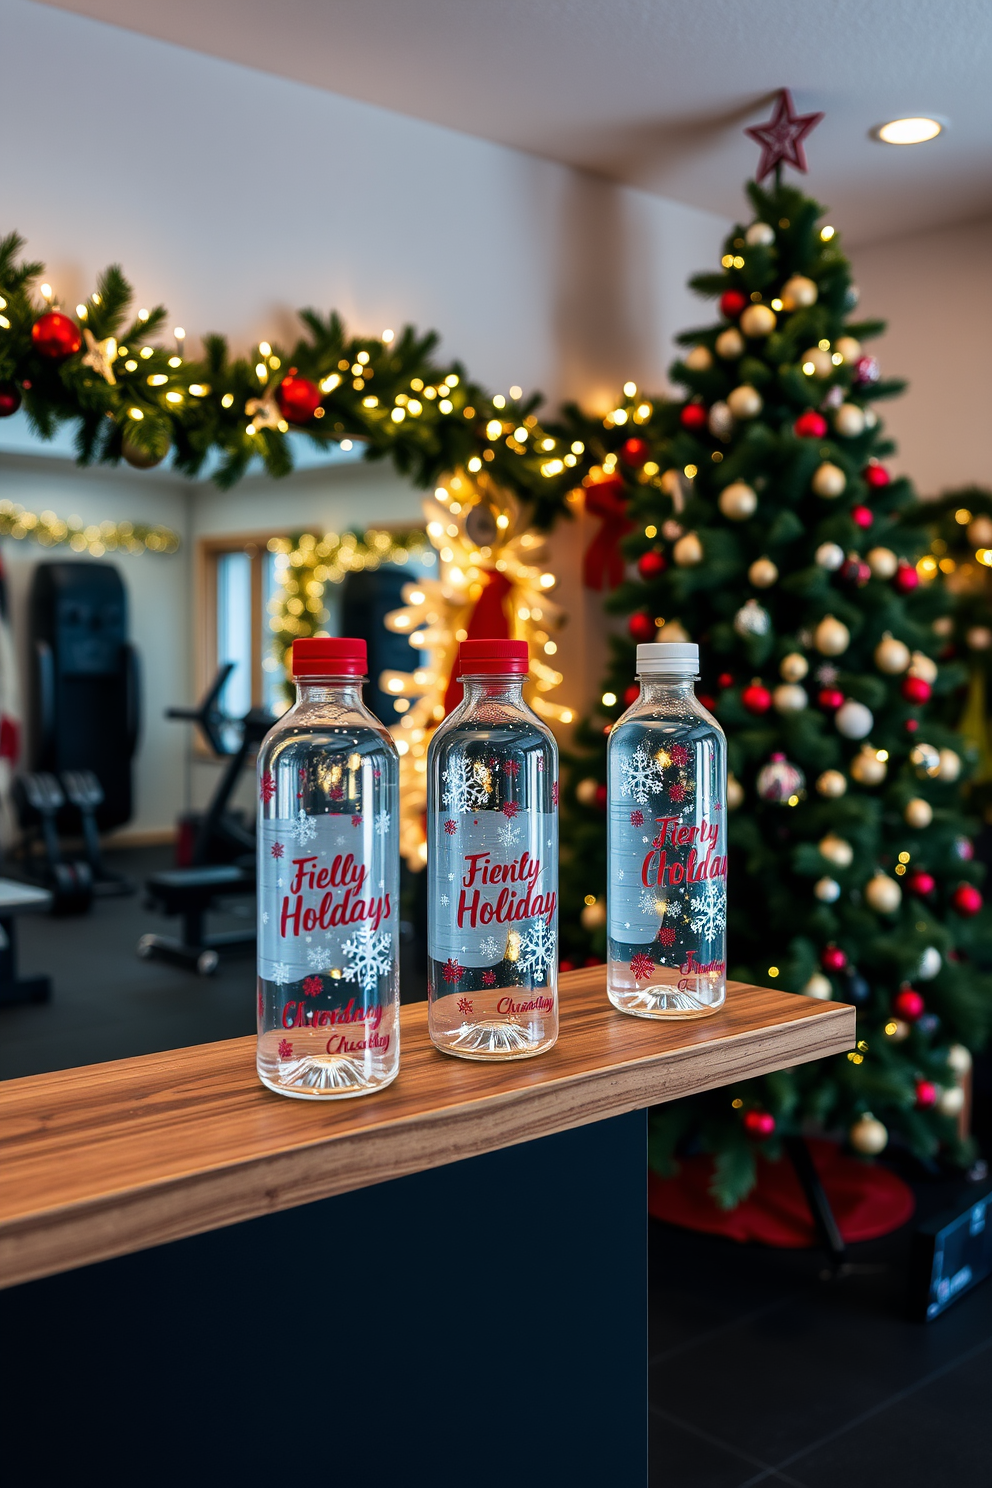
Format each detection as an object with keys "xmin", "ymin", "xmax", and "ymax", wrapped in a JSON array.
[
  {"xmin": 442, "ymin": 958, "xmax": 464, "ymax": 984},
  {"xmin": 278, "ymin": 1039, "xmax": 293, "ymax": 1059},
  {"xmin": 276, "ymin": 371, "xmax": 322, "ymax": 424},
  {"xmin": 637, "ymin": 549, "xmax": 667, "ymax": 580},
  {"xmin": 552, "ymin": 780, "xmax": 559, "ymax": 806},
  {"xmin": 628, "ymin": 611, "xmax": 656, "ymax": 642},
  {"xmin": 915, "ymin": 1080, "xmax": 938, "ymax": 1110},
  {"xmin": 302, "ymin": 975, "xmax": 322, "ymax": 998},
  {"xmin": 624, "ymin": 684, "xmax": 640, "ymax": 706},
  {"xmin": 907, "ymin": 871, "xmax": 936, "ymax": 897},
  {"xmin": 851, "ymin": 505, "xmax": 873, "ymax": 529},
  {"xmin": 583, "ymin": 474, "xmax": 633, "ymax": 591},
  {"xmin": 658, "ymin": 926, "xmax": 676, "ymax": 947},
  {"xmin": 270, "ymin": 842, "xmax": 284, "ymax": 859},
  {"xmin": 31, "ymin": 311, "xmax": 82, "ymax": 360},
  {"xmin": 698, "ymin": 694, "xmax": 717, "ymax": 711},
  {"xmin": 818, "ymin": 688, "xmax": 845, "ymax": 711},
  {"xmin": 501, "ymin": 800, "xmax": 520, "ymax": 819},
  {"xmin": 742, "ymin": 683, "xmax": 772, "ymax": 715},
  {"xmin": 293, "ymin": 636, "xmax": 366, "ymax": 677},
  {"xmin": 594, "ymin": 784, "xmax": 608, "ymax": 811},
  {"xmin": 630, "ymin": 810, "xmax": 645, "ymax": 827},
  {"xmin": 893, "ymin": 988, "xmax": 924, "ymax": 1021},
  {"xmin": 648, "ymin": 1137, "xmax": 915, "ymax": 1247},
  {"xmin": 442, "ymin": 574, "xmax": 516, "ymax": 714},
  {"xmin": 503, "ymin": 759, "xmax": 520, "ymax": 776},
  {"xmin": 717, "ymin": 672, "xmax": 734, "ymax": 689},
  {"xmin": 444, "ymin": 818, "xmax": 457, "ymax": 835},
  {"xmin": 743, "ymin": 1110, "xmax": 776, "ymax": 1138},
  {"xmin": 259, "ymin": 772, "xmax": 276, "ymax": 804},
  {"xmin": 630, "ymin": 952, "xmax": 655, "ymax": 981},
  {"xmin": 482, "ymin": 970, "xmax": 496, "ymax": 987},
  {"xmin": 952, "ymin": 883, "xmax": 983, "ymax": 916},
  {"xmin": 794, "ymin": 410, "xmax": 828, "ymax": 439},
  {"xmin": 351, "ymin": 813, "xmax": 361, "ymax": 826},
  {"xmin": 621, "ymin": 436, "xmax": 650, "ymax": 468},
  {"xmin": 894, "ymin": 563, "xmax": 919, "ymax": 593},
  {"xmin": 670, "ymin": 781, "xmax": 686, "ymax": 803},
  {"xmin": 0, "ymin": 383, "xmax": 21, "ymax": 418},
  {"xmin": 670, "ymin": 744, "xmax": 690, "ymax": 766},
  {"xmin": 679, "ymin": 402, "xmax": 708, "ymax": 431},
  {"xmin": 902, "ymin": 675, "xmax": 932, "ymax": 704},
  {"xmin": 821, "ymin": 945, "xmax": 847, "ymax": 972},
  {"xmin": 864, "ymin": 464, "xmax": 890, "ymax": 488},
  {"xmin": 744, "ymin": 89, "xmax": 824, "ymax": 182},
  {"xmin": 719, "ymin": 289, "xmax": 748, "ymax": 320}
]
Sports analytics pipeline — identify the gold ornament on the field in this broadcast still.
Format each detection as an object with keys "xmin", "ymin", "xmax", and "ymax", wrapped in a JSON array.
[
  {"xmin": 819, "ymin": 833, "xmax": 853, "ymax": 868},
  {"xmin": 739, "ymin": 303, "xmax": 777, "ymax": 337},
  {"xmin": 749, "ymin": 556, "xmax": 778, "ymax": 588},
  {"xmin": 814, "ymin": 614, "xmax": 850, "ymax": 656},
  {"xmin": 936, "ymin": 1085, "xmax": 965, "ymax": 1118},
  {"xmin": 684, "ymin": 345, "xmax": 713, "ymax": 371},
  {"xmin": 937, "ymin": 748, "xmax": 961, "ymax": 781},
  {"xmin": 575, "ymin": 778, "xmax": 599, "ymax": 806},
  {"xmin": 817, "ymin": 769, "xmax": 847, "ymax": 798},
  {"xmin": 781, "ymin": 274, "xmax": 818, "ymax": 310},
  {"xmin": 932, "ymin": 615, "xmax": 954, "ymax": 637},
  {"xmin": 657, "ymin": 619, "xmax": 690, "ymax": 642},
  {"xmin": 726, "ymin": 773, "xmax": 744, "ymax": 809},
  {"xmin": 966, "ymin": 626, "xmax": 992, "ymax": 650},
  {"xmin": 245, "ymin": 387, "xmax": 282, "ymax": 430},
  {"xmin": 834, "ymin": 402, "xmax": 866, "ymax": 438},
  {"xmin": 834, "ymin": 335, "xmax": 862, "ymax": 363},
  {"xmin": 866, "ymin": 872, "xmax": 901, "ymax": 913},
  {"xmin": 727, "ymin": 384, "xmax": 762, "ymax": 420},
  {"xmin": 815, "ymin": 541, "xmax": 845, "ymax": 570},
  {"xmin": 886, "ymin": 1018, "xmax": 911, "ymax": 1042},
  {"xmin": 121, "ymin": 436, "xmax": 166, "ymax": 470},
  {"xmin": 802, "ymin": 973, "xmax": 833, "ymax": 1000},
  {"xmin": 947, "ymin": 1044, "xmax": 973, "ymax": 1077},
  {"xmin": 908, "ymin": 651, "xmax": 938, "ymax": 683},
  {"xmin": 904, "ymin": 797, "xmax": 933, "ymax": 829},
  {"xmin": 851, "ymin": 746, "xmax": 887, "ymax": 785},
  {"xmin": 867, "ymin": 546, "xmax": 898, "ymax": 579},
  {"xmin": 874, "ymin": 633, "xmax": 910, "ymax": 674},
  {"xmin": 708, "ymin": 401, "xmax": 733, "ymax": 440},
  {"xmin": 815, "ymin": 875, "xmax": 841, "ymax": 903},
  {"xmin": 81, "ymin": 329, "xmax": 118, "ymax": 385},
  {"xmin": 967, "ymin": 515, "xmax": 992, "ymax": 548},
  {"xmin": 850, "ymin": 1114, "xmax": 888, "ymax": 1155},
  {"xmin": 801, "ymin": 346, "xmax": 833, "ymax": 378},
  {"xmin": 715, "ymin": 328, "xmax": 744, "ymax": 359},
  {"xmin": 673, "ymin": 532, "xmax": 703, "ymax": 566},
  {"xmin": 773, "ymin": 683, "xmax": 807, "ymax": 714},
  {"xmin": 812, "ymin": 461, "xmax": 846, "ymax": 498},
  {"xmin": 580, "ymin": 897, "xmax": 607, "ymax": 930},
  {"xmin": 780, "ymin": 652, "xmax": 809, "ymax": 682},
  {"xmin": 719, "ymin": 481, "xmax": 757, "ymax": 521}
]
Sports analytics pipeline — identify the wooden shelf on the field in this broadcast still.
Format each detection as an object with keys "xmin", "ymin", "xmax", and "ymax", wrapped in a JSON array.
[{"xmin": 0, "ymin": 969, "xmax": 853, "ymax": 1289}]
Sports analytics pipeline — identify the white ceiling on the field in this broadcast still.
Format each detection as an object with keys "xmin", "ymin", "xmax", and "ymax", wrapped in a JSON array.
[{"xmin": 34, "ymin": 0, "xmax": 992, "ymax": 243}]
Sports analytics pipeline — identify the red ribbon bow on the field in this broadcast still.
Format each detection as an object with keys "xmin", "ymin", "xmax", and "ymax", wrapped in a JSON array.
[{"xmin": 583, "ymin": 475, "xmax": 633, "ymax": 591}]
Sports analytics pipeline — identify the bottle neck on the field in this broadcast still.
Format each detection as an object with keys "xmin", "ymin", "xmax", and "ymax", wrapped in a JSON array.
[
  {"xmin": 459, "ymin": 673, "xmax": 527, "ymax": 706},
  {"xmin": 295, "ymin": 677, "xmax": 365, "ymax": 707},
  {"xmin": 636, "ymin": 673, "xmax": 698, "ymax": 701}
]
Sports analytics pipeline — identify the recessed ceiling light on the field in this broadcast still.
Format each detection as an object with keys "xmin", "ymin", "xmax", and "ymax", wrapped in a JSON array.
[{"xmin": 874, "ymin": 116, "xmax": 944, "ymax": 145}]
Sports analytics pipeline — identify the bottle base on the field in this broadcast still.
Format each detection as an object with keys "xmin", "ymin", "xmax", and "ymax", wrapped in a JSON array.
[
  {"xmin": 431, "ymin": 1018, "xmax": 557, "ymax": 1061},
  {"xmin": 608, "ymin": 986, "xmax": 724, "ymax": 1020},
  {"xmin": 258, "ymin": 1054, "xmax": 399, "ymax": 1100}
]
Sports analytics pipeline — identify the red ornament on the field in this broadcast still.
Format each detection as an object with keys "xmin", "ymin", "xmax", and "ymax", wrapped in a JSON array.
[
  {"xmin": 276, "ymin": 371, "xmax": 322, "ymax": 424},
  {"xmin": 637, "ymin": 549, "xmax": 667, "ymax": 580},
  {"xmin": 915, "ymin": 1080, "xmax": 938, "ymax": 1110},
  {"xmin": 894, "ymin": 563, "xmax": 919, "ymax": 593},
  {"xmin": 698, "ymin": 694, "xmax": 717, "ymax": 712},
  {"xmin": 594, "ymin": 784, "xmax": 608, "ymax": 811},
  {"xmin": 717, "ymin": 672, "xmax": 734, "ymax": 689},
  {"xmin": 743, "ymin": 1110, "xmax": 776, "ymax": 1138},
  {"xmin": 720, "ymin": 289, "xmax": 748, "ymax": 320},
  {"xmin": 851, "ymin": 505, "xmax": 873, "ymax": 529},
  {"xmin": 742, "ymin": 683, "xmax": 772, "ymax": 715},
  {"xmin": 893, "ymin": 988, "xmax": 925, "ymax": 1021},
  {"xmin": 584, "ymin": 956, "xmax": 603, "ymax": 968},
  {"xmin": 794, "ymin": 410, "xmax": 828, "ymax": 439},
  {"xmin": 628, "ymin": 611, "xmax": 656, "ymax": 642},
  {"xmin": 901, "ymin": 675, "xmax": 932, "ymax": 705},
  {"xmin": 905, "ymin": 719, "xmax": 919, "ymax": 733},
  {"xmin": 559, "ymin": 960, "xmax": 575, "ymax": 974},
  {"xmin": 907, "ymin": 871, "xmax": 936, "ymax": 897},
  {"xmin": 31, "ymin": 311, "xmax": 82, "ymax": 360},
  {"xmin": 0, "ymin": 383, "xmax": 21, "ymax": 418},
  {"xmin": 840, "ymin": 557, "xmax": 870, "ymax": 586},
  {"xmin": 821, "ymin": 945, "xmax": 847, "ymax": 973},
  {"xmin": 680, "ymin": 402, "xmax": 708, "ymax": 431},
  {"xmin": 744, "ymin": 88, "xmax": 824, "ymax": 182},
  {"xmin": 853, "ymin": 355, "xmax": 880, "ymax": 386},
  {"xmin": 952, "ymin": 883, "xmax": 983, "ymax": 917},
  {"xmin": 864, "ymin": 464, "xmax": 890, "ymax": 488},
  {"xmin": 818, "ymin": 687, "xmax": 845, "ymax": 711},
  {"xmin": 624, "ymin": 684, "xmax": 640, "ymax": 706},
  {"xmin": 621, "ymin": 436, "xmax": 649, "ymax": 468}
]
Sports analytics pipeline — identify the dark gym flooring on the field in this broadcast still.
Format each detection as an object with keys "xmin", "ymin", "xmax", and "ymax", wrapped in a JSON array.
[{"xmin": 2, "ymin": 846, "xmax": 990, "ymax": 1487}]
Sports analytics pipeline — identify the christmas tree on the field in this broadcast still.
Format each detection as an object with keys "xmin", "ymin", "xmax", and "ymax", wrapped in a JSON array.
[{"xmin": 557, "ymin": 168, "xmax": 992, "ymax": 1206}]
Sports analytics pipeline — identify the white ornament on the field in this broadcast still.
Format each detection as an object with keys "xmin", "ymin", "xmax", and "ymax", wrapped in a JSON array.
[
  {"xmin": 819, "ymin": 834, "xmax": 853, "ymax": 868},
  {"xmin": 715, "ymin": 328, "xmax": 744, "ymax": 359},
  {"xmin": 816, "ymin": 769, "xmax": 847, "ymax": 798},
  {"xmin": 966, "ymin": 626, "xmax": 992, "ymax": 651},
  {"xmin": 947, "ymin": 1042, "xmax": 972, "ymax": 1075},
  {"xmin": 904, "ymin": 797, "xmax": 933, "ymax": 829},
  {"xmin": 726, "ymin": 773, "xmax": 744, "ymax": 809},
  {"xmin": 938, "ymin": 748, "xmax": 962, "ymax": 781},
  {"xmin": 815, "ymin": 541, "xmax": 845, "ymax": 571},
  {"xmin": 673, "ymin": 532, "xmax": 703, "ymax": 566},
  {"xmin": 749, "ymin": 556, "xmax": 778, "ymax": 588},
  {"xmin": 910, "ymin": 742, "xmax": 941, "ymax": 778},
  {"xmin": 708, "ymin": 401, "xmax": 733, "ymax": 439},
  {"xmin": 865, "ymin": 872, "xmax": 901, "ymax": 913},
  {"xmin": 341, "ymin": 925, "xmax": 393, "ymax": 992},
  {"xmin": 802, "ymin": 347, "xmax": 833, "ymax": 378},
  {"xmin": 874, "ymin": 634, "xmax": 910, "ymax": 674},
  {"xmin": 803, "ymin": 973, "xmax": 833, "ymax": 1000},
  {"xmin": 836, "ymin": 699, "xmax": 873, "ymax": 739},
  {"xmin": 727, "ymin": 384, "xmax": 763, "ymax": 420},
  {"xmin": 719, "ymin": 481, "xmax": 757, "ymax": 520},
  {"xmin": 812, "ymin": 461, "xmax": 847, "ymax": 498},
  {"xmin": 917, "ymin": 946, "xmax": 942, "ymax": 981},
  {"xmin": 937, "ymin": 1085, "xmax": 965, "ymax": 1118},
  {"xmin": 780, "ymin": 652, "xmax": 809, "ymax": 682},
  {"xmin": 850, "ymin": 744, "xmax": 886, "ymax": 783},
  {"xmin": 756, "ymin": 754, "xmax": 805, "ymax": 802},
  {"xmin": 850, "ymin": 1114, "xmax": 888, "ymax": 1155},
  {"xmin": 684, "ymin": 345, "xmax": 713, "ymax": 371},
  {"xmin": 814, "ymin": 615, "xmax": 850, "ymax": 656},
  {"xmin": 576, "ymin": 777, "xmax": 599, "ymax": 806},
  {"xmin": 781, "ymin": 274, "xmax": 818, "ymax": 309},
  {"xmin": 834, "ymin": 335, "xmax": 862, "ymax": 363},
  {"xmin": 867, "ymin": 547, "xmax": 898, "ymax": 579},
  {"xmin": 773, "ymin": 683, "xmax": 808, "ymax": 714},
  {"xmin": 745, "ymin": 221, "xmax": 775, "ymax": 247},
  {"xmin": 834, "ymin": 403, "xmax": 866, "ymax": 438},
  {"xmin": 734, "ymin": 599, "xmax": 770, "ymax": 636},
  {"xmin": 815, "ymin": 876, "xmax": 841, "ymax": 903},
  {"xmin": 740, "ymin": 302, "xmax": 777, "ymax": 337},
  {"xmin": 909, "ymin": 651, "xmax": 938, "ymax": 684}
]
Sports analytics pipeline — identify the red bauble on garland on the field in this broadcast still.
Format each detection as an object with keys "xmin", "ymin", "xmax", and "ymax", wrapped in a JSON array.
[
  {"xmin": 741, "ymin": 682, "xmax": 772, "ymax": 715},
  {"xmin": 637, "ymin": 549, "xmax": 667, "ymax": 580},
  {"xmin": 907, "ymin": 871, "xmax": 936, "ymax": 897},
  {"xmin": 621, "ymin": 436, "xmax": 649, "ymax": 468},
  {"xmin": 276, "ymin": 370, "xmax": 322, "ymax": 424},
  {"xmin": 743, "ymin": 1110, "xmax": 776, "ymax": 1138},
  {"xmin": 901, "ymin": 675, "xmax": 932, "ymax": 705},
  {"xmin": 893, "ymin": 988, "xmax": 924, "ymax": 1021},
  {"xmin": 794, "ymin": 410, "xmax": 827, "ymax": 439},
  {"xmin": 628, "ymin": 611, "xmax": 656, "ymax": 642},
  {"xmin": 818, "ymin": 687, "xmax": 845, "ymax": 711},
  {"xmin": 894, "ymin": 562, "xmax": 919, "ymax": 593},
  {"xmin": 717, "ymin": 672, "xmax": 734, "ymax": 689},
  {"xmin": 0, "ymin": 383, "xmax": 21, "ymax": 418},
  {"xmin": 594, "ymin": 784, "xmax": 608, "ymax": 811},
  {"xmin": 680, "ymin": 403, "xmax": 708, "ymax": 432},
  {"xmin": 720, "ymin": 289, "xmax": 748, "ymax": 319},
  {"xmin": 952, "ymin": 883, "xmax": 983, "ymax": 916},
  {"xmin": 864, "ymin": 464, "xmax": 890, "ymax": 488},
  {"xmin": 31, "ymin": 311, "xmax": 82, "ymax": 360},
  {"xmin": 624, "ymin": 684, "xmax": 640, "ymax": 706},
  {"xmin": 821, "ymin": 945, "xmax": 847, "ymax": 973},
  {"xmin": 698, "ymin": 693, "xmax": 717, "ymax": 711},
  {"xmin": 915, "ymin": 1080, "xmax": 938, "ymax": 1110},
  {"xmin": 851, "ymin": 505, "xmax": 873, "ymax": 529}
]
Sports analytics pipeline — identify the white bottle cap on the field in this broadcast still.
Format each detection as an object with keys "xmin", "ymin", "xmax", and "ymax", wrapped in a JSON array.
[{"xmin": 636, "ymin": 642, "xmax": 699, "ymax": 675}]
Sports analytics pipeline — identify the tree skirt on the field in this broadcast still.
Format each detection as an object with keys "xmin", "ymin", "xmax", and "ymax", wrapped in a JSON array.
[{"xmin": 648, "ymin": 1139, "xmax": 915, "ymax": 1247}]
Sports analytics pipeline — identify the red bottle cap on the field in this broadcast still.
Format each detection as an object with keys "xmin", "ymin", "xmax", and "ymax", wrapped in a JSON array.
[
  {"xmin": 292, "ymin": 637, "xmax": 367, "ymax": 677},
  {"xmin": 457, "ymin": 639, "xmax": 529, "ymax": 675}
]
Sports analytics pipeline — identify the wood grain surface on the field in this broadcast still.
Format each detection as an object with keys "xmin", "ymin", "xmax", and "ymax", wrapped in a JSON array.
[{"xmin": 0, "ymin": 969, "xmax": 853, "ymax": 1289}]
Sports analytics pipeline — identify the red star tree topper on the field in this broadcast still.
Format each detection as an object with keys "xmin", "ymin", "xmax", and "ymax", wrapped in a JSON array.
[{"xmin": 745, "ymin": 89, "xmax": 823, "ymax": 181}]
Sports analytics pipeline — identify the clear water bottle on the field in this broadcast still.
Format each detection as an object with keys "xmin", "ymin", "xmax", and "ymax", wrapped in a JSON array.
[
  {"xmin": 608, "ymin": 642, "xmax": 727, "ymax": 1018},
  {"xmin": 256, "ymin": 637, "xmax": 400, "ymax": 1098},
  {"xmin": 427, "ymin": 639, "xmax": 559, "ymax": 1060}
]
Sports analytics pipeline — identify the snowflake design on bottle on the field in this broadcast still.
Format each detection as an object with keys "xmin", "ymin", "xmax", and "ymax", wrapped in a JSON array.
[
  {"xmin": 638, "ymin": 887, "xmax": 661, "ymax": 915},
  {"xmin": 293, "ymin": 809, "xmax": 317, "ymax": 845},
  {"xmin": 375, "ymin": 808, "xmax": 391, "ymax": 837},
  {"xmin": 630, "ymin": 809, "xmax": 644, "ymax": 827},
  {"xmin": 619, "ymin": 743, "xmax": 664, "ymax": 803},
  {"xmin": 351, "ymin": 813, "xmax": 362, "ymax": 827},
  {"xmin": 503, "ymin": 759, "xmax": 520, "ymax": 778},
  {"xmin": 497, "ymin": 818, "xmax": 522, "ymax": 848},
  {"xmin": 552, "ymin": 780, "xmax": 559, "ymax": 806},
  {"xmin": 440, "ymin": 894, "xmax": 450, "ymax": 906},
  {"xmin": 444, "ymin": 818, "xmax": 457, "ymax": 836},
  {"xmin": 442, "ymin": 756, "xmax": 490, "ymax": 812},
  {"xmin": 260, "ymin": 772, "xmax": 276, "ymax": 804},
  {"xmin": 670, "ymin": 744, "xmax": 690, "ymax": 767},
  {"xmin": 302, "ymin": 975, "xmax": 322, "ymax": 997},
  {"xmin": 270, "ymin": 963, "xmax": 292, "ymax": 986},
  {"xmin": 306, "ymin": 944, "xmax": 331, "ymax": 970},
  {"xmin": 688, "ymin": 880, "xmax": 726, "ymax": 939},
  {"xmin": 458, "ymin": 996, "xmax": 474, "ymax": 1013},
  {"xmin": 629, "ymin": 952, "xmax": 655, "ymax": 981},
  {"xmin": 443, "ymin": 957, "xmax": 464, "ymax": 984},
  {"xmin": 482, "ymin": 970, "xmax": 496, "ymax": 987},
  {"xmin": 670, "ymin": 781, "xmax": 687, "ymax": 804},
  {"xmin": 658, "ymin": 926, "xmax": 677, "ymax": 948},
  {"xmin": 480, "ymin": 935, "xmax": 502, "ymax": 960},
  {"xmin": 516, "ymin": 919, "xmax": 557, "ymax": 979},
  {"xmin": 501, "ymin": 799, "xmax": 520, "ymax": 820},
  {"xmin": 278, "ymin": 1038, "xmax": 293, "ymax": 1059},
  {"xmin": 270, "ymin": 842, "xmax": 285, "ymax": 859},
  {"xmin": 340, "ymin": 926, "xmax": 393, "ymax": 992}
]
